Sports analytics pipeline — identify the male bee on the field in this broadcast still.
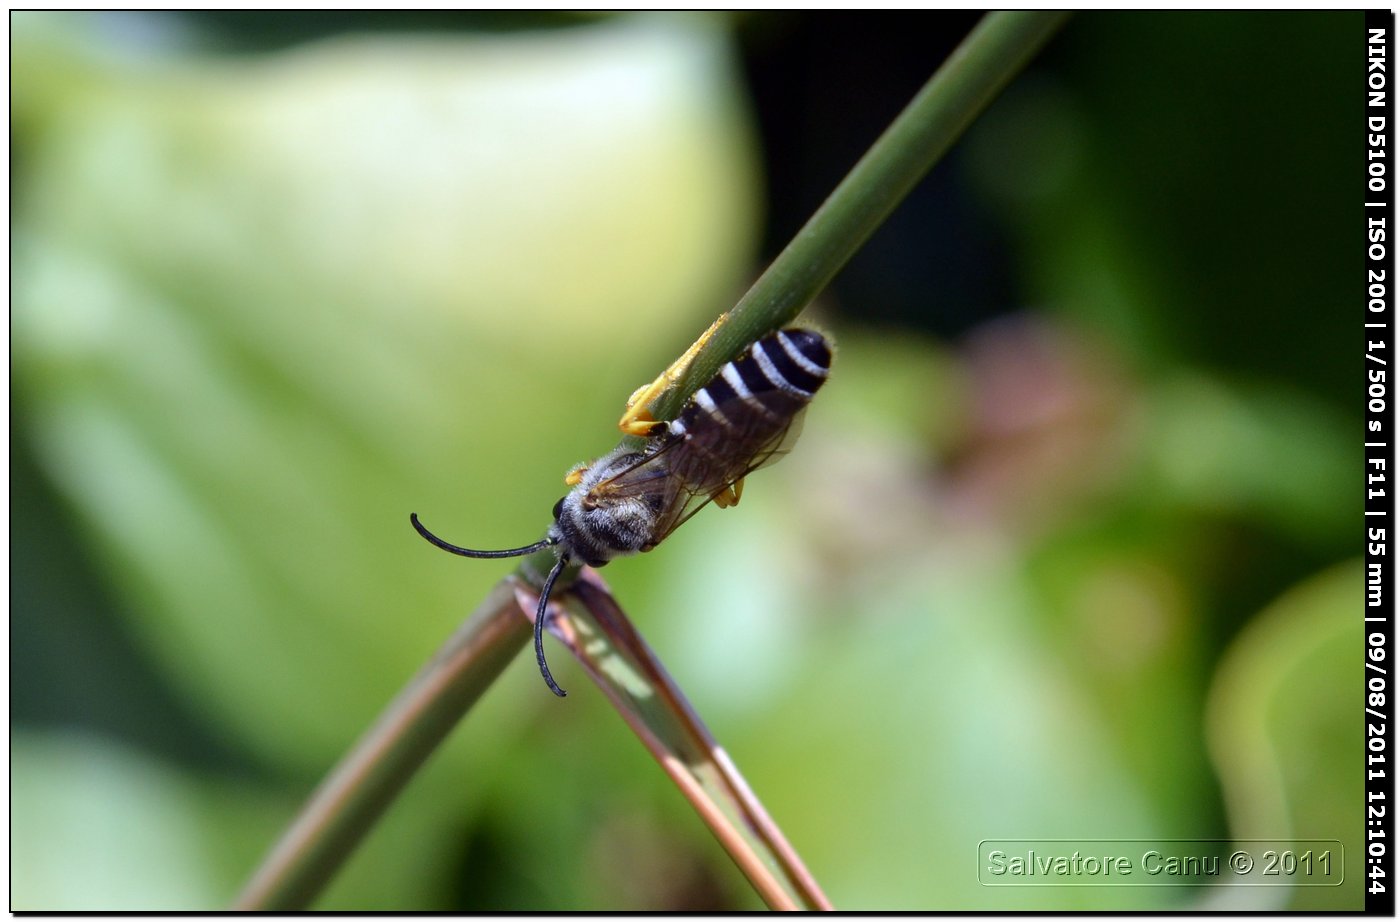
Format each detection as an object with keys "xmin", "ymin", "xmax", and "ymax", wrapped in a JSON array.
[{"xmin": 412, "ymin": 326, "xmax": 832, "ymax": 697}]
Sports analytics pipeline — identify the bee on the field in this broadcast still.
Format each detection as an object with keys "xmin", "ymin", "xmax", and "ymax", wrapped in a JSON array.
[{"xmin": 411, "ymin": 326, "xmax": 833, "ymax": 697}]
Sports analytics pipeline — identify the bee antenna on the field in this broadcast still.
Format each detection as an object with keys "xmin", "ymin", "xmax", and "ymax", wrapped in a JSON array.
[
  {"xmin": 410, "ymin": 513, "xmax": 557, "ymax": 558},
  {"xmin": 411, "ymin": 513, "xmax": 569, "ymax": 697},
  {"xmin": 534, "ymin": 553, "xmax": 571, "ymax": 697}
]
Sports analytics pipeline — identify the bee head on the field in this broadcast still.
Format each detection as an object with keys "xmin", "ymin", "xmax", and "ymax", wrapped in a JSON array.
[{"xmin": 547, "ymin": 485, "xmax": 608, "ymax": 568}]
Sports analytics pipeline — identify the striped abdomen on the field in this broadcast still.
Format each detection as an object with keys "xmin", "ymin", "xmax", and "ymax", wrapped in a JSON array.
[{"xmin": 663, "ymin": 328, "xmax": 832, "ymax": 496}]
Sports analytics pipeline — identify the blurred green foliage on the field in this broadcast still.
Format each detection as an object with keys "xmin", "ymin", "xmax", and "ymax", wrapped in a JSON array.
[{"xmin": 12, "ymin": 11, "xmax": 1362, "ymax": 910}]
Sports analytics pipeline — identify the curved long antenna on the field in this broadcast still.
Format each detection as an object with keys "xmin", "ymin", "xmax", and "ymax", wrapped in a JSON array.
[
  {"xmin": 410, "ymin": 513, "xmax": 556, "ymax": 558},
  {"xmin": 411, "ymin": 512, "xmax": 569, "ymax": 697},
  {"xmin": 534, "ymin": 553, "xmax": 571, "ymax": 697}
]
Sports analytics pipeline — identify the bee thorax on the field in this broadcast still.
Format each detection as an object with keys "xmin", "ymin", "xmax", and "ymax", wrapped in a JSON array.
[{"xmin": 548, "ymin": 448, "xmax": 660, "ymax": 567}]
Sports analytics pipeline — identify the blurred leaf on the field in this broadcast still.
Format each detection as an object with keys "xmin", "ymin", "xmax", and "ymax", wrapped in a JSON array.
[
  {"xmin": 1206, "ymin": 562, "xmax": 1364, "ymax": 911},
  {"xmin": 1143, "ymin": 375, "xmax": 1354, "ymax": 547},
  {"xmin": 729, "ymin": 543, "xmax": 1176, "ymax": 910},
  {"xmin": 11, "ymin": 729, "xmax": 480, "ymax": 910},
  {"xmin": 12, "ymin": 13, "xmax": 760, "ymax": 777},
  {"xmin": 12, "ymin": 732, "xmax": 227, "ymax": 910}
]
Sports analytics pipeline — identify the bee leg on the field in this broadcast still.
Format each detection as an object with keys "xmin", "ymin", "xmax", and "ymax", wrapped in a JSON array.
[
  {"xmin": 564, "ymin": 463, "xmax": 588, "ymax": 486},
  {"xmin": 712, "ymin": 477, "xmax": 745, "ymax": 509},
  {"xmin": 617, "ymin": 401, "xmax": 665, "ymax": 438},
  {"xmin": 618, "ymin": 312, "xmax": 729, "ymax": 437}
]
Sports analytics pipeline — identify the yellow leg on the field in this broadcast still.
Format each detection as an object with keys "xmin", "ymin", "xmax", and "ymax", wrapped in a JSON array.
[
  {"xmin": 618, "ymin": 313, "xmax": 729, "ymax": 437},
  {"xmin": 564, "ymin": 463, "xmax": 588, "ymax": 486},
  {"xmin": 712, "ymin": 477, "xmax": 745, "ymax": 509}
]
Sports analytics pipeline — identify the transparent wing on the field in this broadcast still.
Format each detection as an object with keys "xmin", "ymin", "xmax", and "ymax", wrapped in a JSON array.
[
  {"xmin": 648, "ymin": 416, "xmax": 803, "ymax": 542},
  {"xmin": 590, "ymin": 392, "xmax": 810, "ymax": 547}
]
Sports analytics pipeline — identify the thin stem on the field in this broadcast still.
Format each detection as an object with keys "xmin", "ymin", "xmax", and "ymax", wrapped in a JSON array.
[
  {"xmin": 643, "ymin": 11, "xmax": 1070, "ymax": 430},
  {"xmin": 558, "ymin": 571, "xmax": 833, "ymax": 910},
  {"xmin": 233, "ymin": 580, "xmax": 528, "ymax": 911}
]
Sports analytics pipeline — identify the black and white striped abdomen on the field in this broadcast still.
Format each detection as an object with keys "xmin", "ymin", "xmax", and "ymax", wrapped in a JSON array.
[
  {"xmin": 661, "ymin": 328, "xmax": 831, "ymax": 495},
  {"xmin": 670, "ymin": 328, "xmax": 830, "ymax": 437}
]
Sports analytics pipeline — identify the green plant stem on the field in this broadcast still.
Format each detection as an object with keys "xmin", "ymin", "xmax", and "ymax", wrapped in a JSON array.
[
  {"xmin": 234, "ymin": 580, "xmax": 528, "ymax": 911},
  {"xmin": 236, "ymin": 12, "xmax": 1068, "ymax": 910},
  {"xmin": 642, "ymin": 10, "xmax": 1070, "ymax": 432}
]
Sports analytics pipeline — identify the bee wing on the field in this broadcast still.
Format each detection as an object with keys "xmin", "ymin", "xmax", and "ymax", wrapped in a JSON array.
[
  {"xmin": 587, "ymin": 441, "xmax": 682, "ymax": 499},
  {"xmin": 582, "ymin": 439, "xmax": 694, "ymax": 549},
  {"xmin": 749, "ymin": 405, "xmax": 806, "ymax": 473},
  {"xmin": 595, "ymin": 391, "xmax": 810, "ymax": 545},
  {"xmin": 591, "ymin": 439, "xmax": 726, "ymax": 501},
  {"xmin": 649, "ymin": 406, "xmax": 808, "ymax": 539}
]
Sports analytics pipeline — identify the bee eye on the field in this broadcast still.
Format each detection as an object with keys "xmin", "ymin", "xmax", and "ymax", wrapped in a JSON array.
[{"xmin": 552, "ymin": 497, "xmax": 565, "ymax": 520}]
